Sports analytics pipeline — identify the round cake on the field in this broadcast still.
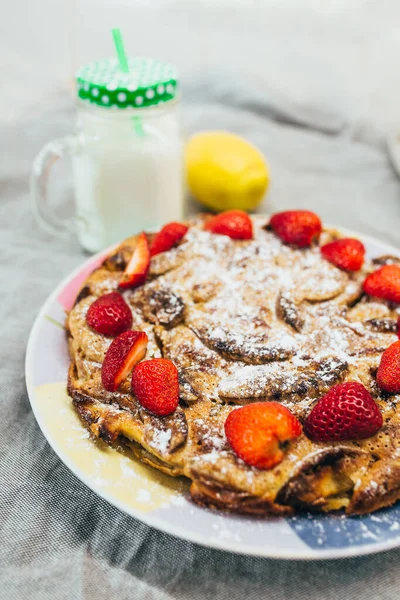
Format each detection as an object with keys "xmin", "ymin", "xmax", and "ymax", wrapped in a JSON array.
[{"xmin": 66, "ymin": 211, "xmax": 400, "ymax": 516}]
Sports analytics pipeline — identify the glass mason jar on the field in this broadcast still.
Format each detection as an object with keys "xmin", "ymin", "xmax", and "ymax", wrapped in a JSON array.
[{"xmin": 31, "ymin": 58, "xmax": 185, "ymax": 253}]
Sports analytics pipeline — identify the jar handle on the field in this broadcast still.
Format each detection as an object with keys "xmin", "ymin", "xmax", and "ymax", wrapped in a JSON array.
[{"xmin": 30, "ymin": 135, "xmax": 77, "ymax": 237}]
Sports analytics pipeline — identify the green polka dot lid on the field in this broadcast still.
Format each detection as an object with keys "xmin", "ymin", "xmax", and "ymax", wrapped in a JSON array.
[{"xmin": 76, "ymin": 57, "xmax": 179, "ymax": 109}]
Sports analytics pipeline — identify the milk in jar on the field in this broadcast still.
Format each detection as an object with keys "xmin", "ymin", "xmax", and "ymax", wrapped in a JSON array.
[{"xmin": 72, "ymin": 58, "xmax": 184, "ymax": 252}]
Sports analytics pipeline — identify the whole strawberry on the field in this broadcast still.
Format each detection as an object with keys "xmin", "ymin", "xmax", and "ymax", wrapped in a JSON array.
[
  {"xmin": 321, "ymin": 238, "xmax": 365, "ymax": 271},
  {"xmin": 269, "ymin": 210, "xmax": 322, "ymax": 248},
  {"xmin": 101, "ymin": 330, "xmax": 148, "ymax": 392},
  {"xmin": 363, "ymin": 264, "xmax": 400, "ymax": 304},
  {"xmin": 224, "ymin": 402, "xmax": 302, "ymax": 470},
  {"xmin": 132, "ymin": 358, "xmax": 179, "ymax": 416},
  {"xmin": 150, "ymin": 222, "xmax": 188, "ymax": 256},
  {"xmin": 204, "ymin": 210, "xmax": 253, "ymax": 240},
  {"xmin": 304, "ymin": 382, "xmax": 382, "ymax": 442},
  {"xmin": 86, "ymin": 292, "xmax": 132, "ymax": 336},
  {"xmin": 377, "ymin": 340, "xmax": 400, "ymax": 393}
]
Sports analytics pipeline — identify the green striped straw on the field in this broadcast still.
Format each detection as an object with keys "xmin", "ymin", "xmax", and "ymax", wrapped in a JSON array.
[
  {"xmin": 112, "ymin": 28, "xmax": 144, "ymax": 136},
  {"xmin": 112, "ymin": 28, "xmax": 129, "ymax": 73}
]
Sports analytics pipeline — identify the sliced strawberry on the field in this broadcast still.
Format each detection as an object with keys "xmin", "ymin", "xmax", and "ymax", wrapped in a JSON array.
[
  {"xmin": 363, "ymin": 264, "xmax": 400, "ymax": 304},
  {"xmin": 101, "ymin": 330, "xmax": 148, "ymax": 392},
  {"xmin": 132, "ymin": 358, "xmax": 179, "ymax": 416},
  {"xmin": 224, "ymin": 402, "xmax": 302, "ymax": 470},
  {"xmin": 150, "ymin": 222, "xmax": 188, "ymax": 256},
  {"xmin": 86, "ymin": 292, "xmax": 132, "ymax": 336},
  {"xmin": 321, "ymin": 238, "xmax": 365, "ymax": 271},
  {"xmin": 119, "ymin": 232, "xmax": 150, "ymax": 289},
  {"xmin": 269, "ymin": 210, "xmax": 322, "ymax": 247},
  {"xmin": 304, "ymin": 382, "xmax": 383, "ymax": 441},
  {"xmin": 377, "ymin": 340, "xmax": 400, "ymax": 393},
  {"xmin": 204, "ymin": 210, "xmax": 253, "ymax": 240}
]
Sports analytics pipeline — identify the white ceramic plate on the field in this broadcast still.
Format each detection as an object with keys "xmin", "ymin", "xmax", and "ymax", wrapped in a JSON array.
[{"xmin": 25, "ymin": 227, "xmax": 400, "ymax": 560}]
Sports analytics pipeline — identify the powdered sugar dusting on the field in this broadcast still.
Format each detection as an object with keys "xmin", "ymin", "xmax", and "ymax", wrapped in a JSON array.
[
  {"xmin": 149, "ymin": 429, "xmax": 172, "ymax": 454},
  {"xmin": 147, "ymin": 219, "xmax": 399, "ymax": 412}
]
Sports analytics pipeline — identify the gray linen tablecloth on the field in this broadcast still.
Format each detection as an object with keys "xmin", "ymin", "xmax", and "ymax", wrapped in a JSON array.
[{"xmin": 3, "ymin": 70, "xmax": 400, "ymax": 598}]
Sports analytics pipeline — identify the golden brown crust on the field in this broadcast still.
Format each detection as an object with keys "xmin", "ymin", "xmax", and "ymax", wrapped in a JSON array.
[
  {"xmin": 189, "ymin": 480, "xmax": 293, "ymax": 516},
  {"xmin": 66, "ymin": 215, "xmax": 400, "ymax": 516}
]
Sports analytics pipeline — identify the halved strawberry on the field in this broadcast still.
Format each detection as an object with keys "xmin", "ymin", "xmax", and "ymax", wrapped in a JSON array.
[
  {"xmin": 204, "ymin": 210, "xmax": 253, "ymax": 240},
  {"xmin": 150, "ymin": 222, "xmax": 188, "ymax": 256},
  {"xmin": 101, "ymin": 330, "xmax": 148, "ymax": 392},
  {"xmin": 224, "ymin": 402, "xmax": 302, "ymax": 470},
  {"xmin": 363, "ymin": 264, "xmax": 400, "ymax": 304},
  {"xmin": 119, "ymin": 232, "xmax": 150, "ymax": 289},
  {"xmin": 321, "ymin": 238, "xmax": 365, "ymax": 271},
  {"xmin": 377, "ymin": 340, "xmax": 400, "ymax": 393},
  {"xmin": 269, "ymin": 210, "xmax": 322, "ymax": 247}
]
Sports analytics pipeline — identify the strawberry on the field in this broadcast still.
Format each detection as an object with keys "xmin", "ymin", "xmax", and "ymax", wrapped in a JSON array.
[
  {"xmin": 86, "ymin": 292, "xmax": 132, "ymax": 336},
  {"xmin": 224, "ymin": 402, "xmax": 302, "ymax": 470},
  {"xmin": 119, "ymin": 232, "xmax": 150, "ymax": 289},
  {"xmin": 101, "ymin": 331, "xmax": 148, "ymax": 392},
  {"xmin": 363, "ymin": 264, "xmax": 400, "ymax": 304},
  {"xmin": 377, "ymin": 340, "xmax": 400, "ymax": 393},
  {"xmin": 321, "ymin": 238, "xmax": 365, "ymax": 271},
  {"xmin": 269, "ymin": 210, "xmax": 322, "ymax": 247},
  {"xmin": 204, "ymin": 210, "xmax": 253, "ymax": 240},
  {"xmin": 397, "ymin": 316, "xmax": 400, "ymax": 339},
  {"xmin": 132, "ymin": 358, "xmax": 179, "ymax": 416},
  {"xmin": 150, "ymin": 222, "xmax": 188, "ymax": 256},
  {"xmin": 304, "ymin": 382, "xmax": 382, "ymax": 442}
]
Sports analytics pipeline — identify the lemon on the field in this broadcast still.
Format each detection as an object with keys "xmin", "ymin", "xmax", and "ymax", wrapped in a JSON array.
[{"xmin": 186, "ymin": 131, "xmax": 270, "ymax": 212}]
